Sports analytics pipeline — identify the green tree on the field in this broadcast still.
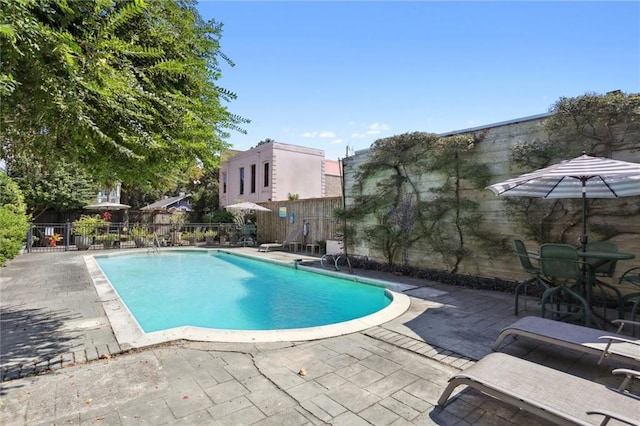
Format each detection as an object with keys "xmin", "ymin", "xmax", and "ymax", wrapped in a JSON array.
[
  {"xmin": 1, "ymin": 0, "xmax": 247, "ymax": 192},
  {"xmin": 189, "ymin": 167, "xmax": 222, "ymax": 222},
  {"xmin": 545, "ymin": 91, "xmax": 640, "ymax": 157},
  {"xmin": 119, "ymin": 183, "xmax": 164, "ymax": 211},
  {"xmin": 6, "ymin": 153, "xmax": 97, "ymax": 219},
  {"xmin": 0, "ymin": 174, "xmax": 30, "ymax": 265}
]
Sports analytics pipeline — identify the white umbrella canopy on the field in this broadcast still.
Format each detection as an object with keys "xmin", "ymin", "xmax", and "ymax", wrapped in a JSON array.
[
  {"xmin": 84, "ymin": 201, "xmax": 131, "ymax": 210},
  {"xmin": 486, "ymin": 153, "xmax": 640, "ymax": 246},
  {"xmin": 487, "ymin": 154, "xmax": 640, "ymax": 199},
  {"xmin": 224, "ymin": 201, "xmax": 271, "ymax": 212}
]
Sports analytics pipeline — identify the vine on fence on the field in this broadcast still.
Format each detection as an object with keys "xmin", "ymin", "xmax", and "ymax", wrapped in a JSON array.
[
  {"xmin": 337, "ymin": 131, "xmax": 498, "ymax": 273},
  {"xmin": 508, "ymin": 91, "xmax": 640, "ymax": 244}
]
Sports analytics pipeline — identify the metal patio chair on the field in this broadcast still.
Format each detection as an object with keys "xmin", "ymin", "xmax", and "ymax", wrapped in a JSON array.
[
  {"xmin": 618, "ymin": 266, "xmax": 640, "ymax": 326},
  {"xmin": 513, "ymin": 239, "xmax": 549, "ymax": 316},
  {"xmin": 584, "ymin": 241, "xmax": 625, "ymax": 319},
  {"xmin": 539, "ymin": 243, "xmax": 591, "ymax": 326}
]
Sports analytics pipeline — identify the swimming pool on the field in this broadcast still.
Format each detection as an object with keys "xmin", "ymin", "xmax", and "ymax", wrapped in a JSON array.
[{"xmin": 85, "ymin": 249, "xmax": 410, "ymax": 346}]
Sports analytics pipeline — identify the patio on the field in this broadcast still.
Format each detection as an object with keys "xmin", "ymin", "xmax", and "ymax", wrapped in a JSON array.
[{"xmin": 0, "ymin": 249, "xmax": 634, "ymax": 425}]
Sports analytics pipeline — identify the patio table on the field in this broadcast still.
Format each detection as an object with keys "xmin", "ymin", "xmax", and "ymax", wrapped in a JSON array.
[
  {"xmin": 576, "ymin": 250, "xmax": 635, "ymax": 326},
  {"xmin": 577, "ymin": 250, "xmax": 635, "ymax": 267}
]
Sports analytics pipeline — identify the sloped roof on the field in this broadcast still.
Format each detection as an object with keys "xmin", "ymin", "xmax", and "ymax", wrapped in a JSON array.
[{"xmin": 140, "ymin": 193, "xmax": 191, "ymax": 211}]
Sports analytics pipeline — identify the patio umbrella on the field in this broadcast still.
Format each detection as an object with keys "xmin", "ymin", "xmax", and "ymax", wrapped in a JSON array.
[
  {"xmin": 224, "ymin": 201, "xmax": 271, "ymax": 212},
  {"xmin": 84, "ymin": 201, "xmax": 131, "ymax": 210},
  {"xmin": 84, "ymin": 201, "xmax": 132, "ymax": 232},
  {"xmin": 486, "ymin": 153, "xmax": 640, "ymax": 248},
  {"xmin": 168, "ymin": 205, "xmax": 192, "ymax": 213}
]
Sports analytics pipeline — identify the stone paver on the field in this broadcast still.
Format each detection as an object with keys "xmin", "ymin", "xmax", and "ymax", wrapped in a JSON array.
[{"xmin": 0, "ymin": 250, "xmax": 634, "ymax": 425}]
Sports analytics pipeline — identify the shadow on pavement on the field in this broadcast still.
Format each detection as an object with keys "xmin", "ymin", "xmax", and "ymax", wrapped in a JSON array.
[{"xmin": 1, "ymin": 305, "xmax": 81, "ymax": 385}]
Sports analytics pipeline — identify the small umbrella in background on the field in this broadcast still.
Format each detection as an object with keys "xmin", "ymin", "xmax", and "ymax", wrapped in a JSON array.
[
  {"xmin": 168, "ymin": 205, "xmax": 192, "ymax": 213},
  {"xmin": 84, "ymin": 202, "xmax": 131, "ymax": 230},
  {"xmin": 225, "ymin": 202, "xmax": 270, "ymax": 233},
  {"xmin": 84, "ymin": 201, "xmax": 131, "ymax": 211},
  {"xmin": 224, "ymin": 201, "xmax": 271, "ymax": 212},
  {"xmin": 486, "ymin": 153, "xmax": 640, "ymax": 248}
]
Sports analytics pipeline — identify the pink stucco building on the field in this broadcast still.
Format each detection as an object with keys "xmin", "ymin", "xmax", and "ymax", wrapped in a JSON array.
[{"xmin": 219, "ymin": 141, "xmax": 342, "ymax": 207}]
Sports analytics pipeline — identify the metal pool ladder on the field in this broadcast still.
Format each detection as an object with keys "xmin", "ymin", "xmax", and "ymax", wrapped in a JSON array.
[
  {"xmin": 321, "ymin": 253, "xmax": 352, "ymax": 273},
  {"xmin": 147, "ymin": 232, "xmax": 161, "ymax": 254}
]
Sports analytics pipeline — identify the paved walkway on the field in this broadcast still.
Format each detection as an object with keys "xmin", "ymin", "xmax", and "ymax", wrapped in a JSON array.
[{"xmin": 0, "ymin": 249, "xmax": 632, "ymax": 425}]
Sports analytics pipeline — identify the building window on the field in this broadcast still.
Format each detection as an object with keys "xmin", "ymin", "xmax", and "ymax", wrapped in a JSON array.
[
  {"xmin": 263, "ymin": 162, "xmax": 269, "ymax": 187},
  {"xmin": 250, "ymin": 164, "xmax": 256, "ymax": 193},
  {"xmin": 222, "ymin": 172, "xmax": 227, "ymax": 194},
  {"xmin": 239, "ymin": 167, "xmax": 245, "ymax": 195}
]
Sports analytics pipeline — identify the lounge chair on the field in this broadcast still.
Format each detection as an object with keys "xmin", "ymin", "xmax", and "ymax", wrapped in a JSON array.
[
  {"xmin": 258, "ymin": 228, "xmax": 300, "ymax": 252},
  {"xmin": 437, "ymin": 352, "xmax": 640, "ymax": 426},
  {"xmin": 492, "ymin": 316, "xmax": 640, "ymax": 366}
]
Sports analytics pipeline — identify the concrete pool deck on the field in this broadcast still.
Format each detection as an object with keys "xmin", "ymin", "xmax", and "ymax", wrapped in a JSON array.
[{"xmin": 0, "ymin": 248, "xmax": 635, "ymax": 425}]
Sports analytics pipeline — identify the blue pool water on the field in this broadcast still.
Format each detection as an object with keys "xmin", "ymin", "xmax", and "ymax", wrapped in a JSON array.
[{"xmin": 95, "ymin": 251, "xmax": 391, "ymax": 332}]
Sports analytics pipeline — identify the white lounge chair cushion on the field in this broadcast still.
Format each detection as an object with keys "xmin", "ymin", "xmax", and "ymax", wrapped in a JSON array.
[
  {"xmin": 258, "ymin": 229, "xmax": 301, "ymax": 252},
  {"xmin": 257, "ymin": 243, "xmax": 283, "ymax": 252}
]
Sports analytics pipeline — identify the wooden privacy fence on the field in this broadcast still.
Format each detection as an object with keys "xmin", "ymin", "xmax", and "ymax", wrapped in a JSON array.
[{"xmin": 255, "ymin": 197, "xmax": 343, "ymax": 248}]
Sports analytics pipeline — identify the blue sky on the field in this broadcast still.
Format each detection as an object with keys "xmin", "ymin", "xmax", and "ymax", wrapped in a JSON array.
[{"xmin": 196, "ymin": 1, "xmax": 640, "ymax": 160}]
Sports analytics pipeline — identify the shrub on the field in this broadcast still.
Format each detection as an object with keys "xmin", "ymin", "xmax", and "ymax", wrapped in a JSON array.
[
  {"xmin": 182, "ymin": 231, "xmax": 204, "ymax": 243},
  {"xmin": 169, "ymin": 211, "xmax": 186, "ymax": 231},
  {"xmin": 0, "ymin": 174, "xmax": 30, "ymax": 266},
  {"xmin": 130, "ymin": 226, "xmax": 152, "ymax": 238},
  {"xmin": 94, "ymin": 233, "xmax": 120, "ymax": 242},
  {"xmin": 204, "ymin": 209, "xmax": 234, "ymax": 223},
  {"xmin": 72, "ymin": 214, "xmax": 108, "ymax": 236}
]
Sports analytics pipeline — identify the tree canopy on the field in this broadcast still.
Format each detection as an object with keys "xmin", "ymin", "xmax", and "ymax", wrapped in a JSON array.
[
  {"xmin": 0, "ymin": 173, "xmax": 29, "ymax": 265},
  {"xmin": 7, "ymin": 152, "xmax": 97, "ymax": 219},
  {"xmin": 545, "ymin": 91, "xmax": 640, "ymax": 157},
  {"xmin": 1, "ymin": 0, "xmax": 247, "ymax": 191}
]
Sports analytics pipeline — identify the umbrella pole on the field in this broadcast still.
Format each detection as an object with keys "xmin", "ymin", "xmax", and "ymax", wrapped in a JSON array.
[
  {"xmin": 579, "ymin": 179, "xmax": 594, "ymax": 327},
  {"xmin": 580, "ymin": 180, "xmax": 588, "ymax": 250}
]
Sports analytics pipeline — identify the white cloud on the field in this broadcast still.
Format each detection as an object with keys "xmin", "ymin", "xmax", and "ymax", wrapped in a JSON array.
[
  {"xmin": 300, "ymin": 130, "xmax": 336, "ymax": 138},
  {"xmin": 350, "ymin": 123, "xmax": 392, "ymax": 138},
  {"xmin": 366, "ymin": 122, "xmax": 390, "ymax": 135},
  {"xmin": 370, "ymin": 122, "xmax": 389, "ymax": 130},
  {"xmin": 331, "ymin": 138, "xmax": 344, "ymax": 145}
]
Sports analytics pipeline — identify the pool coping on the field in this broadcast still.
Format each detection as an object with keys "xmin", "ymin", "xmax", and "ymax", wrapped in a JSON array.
[{"xmin": 84, "ymin": 248, "xmax": 412, "ymax": 349}]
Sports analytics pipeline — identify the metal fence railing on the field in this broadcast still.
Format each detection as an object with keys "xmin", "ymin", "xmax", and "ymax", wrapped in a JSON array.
[{"xmin": 25, "ymin": 222, "xmax": 248, "ymax": 253}]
